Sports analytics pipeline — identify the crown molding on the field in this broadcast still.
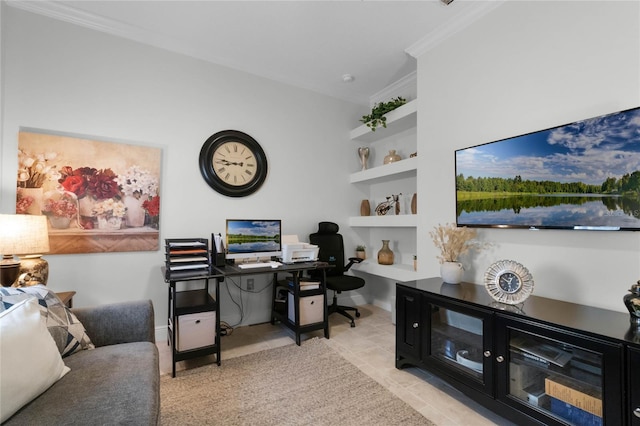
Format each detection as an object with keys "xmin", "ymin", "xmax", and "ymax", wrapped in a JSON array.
[
  {"xmin": 369, "ymin": 71, "xmax": 417, "ymax": 107},
  {"xmin": 405, "ymin": 0, "xmax": 507, "ymax": 58},
  {"xmin": 5, "ymin": 0, "xmax": 200, "ymax": 58}
]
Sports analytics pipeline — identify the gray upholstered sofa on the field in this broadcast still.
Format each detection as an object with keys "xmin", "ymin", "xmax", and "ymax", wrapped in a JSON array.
[{"xmin": 4, "ymin": 300, "xmax": 160, "ymax": 425}]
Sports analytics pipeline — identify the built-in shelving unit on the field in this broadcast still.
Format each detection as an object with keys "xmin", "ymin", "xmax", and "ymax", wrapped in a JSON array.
[
  {"xmin": 349, "ymin": 100, "xmax": 417, "ymax": 142},
  {"xmin": 348, "ymin": 98, "xmax": 423, "ymax": 282},
  {"xmin": 349, "ymin": 156, "xmax": 417, "ymax": 184},
  {"xmin": 352, "ymin": 261, "xmax": 419, "ymax": 283}
]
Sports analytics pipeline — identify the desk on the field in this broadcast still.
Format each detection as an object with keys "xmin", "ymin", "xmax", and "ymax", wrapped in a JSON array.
[
  {"xmin": 214, "ymin": 261, "xmax": 331, "ymax": 345},
  {"xmin": 163, "ymin": 261, "xmax": 330, "ymax": 375}
]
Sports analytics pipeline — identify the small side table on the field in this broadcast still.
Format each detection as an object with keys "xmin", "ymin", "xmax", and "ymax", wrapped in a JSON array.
[{"xmin": 56, "ymin": 291, "xmax": 76, "ymax": 308}]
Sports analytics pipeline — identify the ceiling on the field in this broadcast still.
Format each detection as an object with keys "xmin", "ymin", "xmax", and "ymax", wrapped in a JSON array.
[{"xmin": 6, "ymin": 0, "xmax": 502, "ymax": 105}]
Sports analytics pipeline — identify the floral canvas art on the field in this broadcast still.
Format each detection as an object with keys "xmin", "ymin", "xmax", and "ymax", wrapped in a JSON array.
[{"xmin": 16, "ymin": 130, "xmax": 162, "ymax": 254}]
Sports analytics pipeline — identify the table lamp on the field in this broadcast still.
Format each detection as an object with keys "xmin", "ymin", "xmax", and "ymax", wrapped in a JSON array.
[{"xmin": 0, "ymin": 214, "xmax": 50, "ymax": 287}]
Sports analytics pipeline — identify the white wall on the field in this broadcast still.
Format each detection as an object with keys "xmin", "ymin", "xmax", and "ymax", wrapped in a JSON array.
[
  {"xmin": 0, "ymin": 7, "xmax": 366, "ymax": 331},
  {"xmin": 416, "ymin": 0, "xmax": 640, "ymax": 313}
]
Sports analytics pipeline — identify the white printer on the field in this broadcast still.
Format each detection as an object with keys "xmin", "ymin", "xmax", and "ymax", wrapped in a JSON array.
[{"xmin": 280, "ymin": 235, "xmax": 319, "ymax": 263}]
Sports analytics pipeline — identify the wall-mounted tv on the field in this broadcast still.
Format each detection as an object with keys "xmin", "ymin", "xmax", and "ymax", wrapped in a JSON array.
[
  {"xmin": 455, "ymin": 106, "xmax": 640, "ymax": 231},
  {"xmin": 225, "ymin": 219, "xmax": 282, "ymax": 260}
]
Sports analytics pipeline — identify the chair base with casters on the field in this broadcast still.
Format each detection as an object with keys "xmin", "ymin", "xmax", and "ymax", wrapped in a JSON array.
[
  {"xmin": 309, "ymin": 221, "xmax": 365, "ymax": 327},
  {"xmin": 328, "ymin": 290, "xmax": 361, "ymax": 327}
]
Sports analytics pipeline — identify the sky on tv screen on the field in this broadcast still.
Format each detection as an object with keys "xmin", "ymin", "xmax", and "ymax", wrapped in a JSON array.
[{"xmin": 456, "ymin": 108, "xmax": 640, "ymax": 185}]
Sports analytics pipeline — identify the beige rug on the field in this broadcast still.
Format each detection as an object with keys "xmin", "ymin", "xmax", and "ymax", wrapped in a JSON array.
[{"xmin": 160, "ymin": 338, "xmax": 435, "ymax": 426}]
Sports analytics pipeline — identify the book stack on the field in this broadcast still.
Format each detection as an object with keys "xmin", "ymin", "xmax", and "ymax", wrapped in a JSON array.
[
  {"xmin": 165, "ymin": 238, "xmax": 211, "ymax": 279},
  {"xmin": 545, "ymin": 375, "xmax": 603, "ymax": 425}
]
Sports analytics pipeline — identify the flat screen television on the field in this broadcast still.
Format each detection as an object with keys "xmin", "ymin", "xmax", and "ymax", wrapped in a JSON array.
[
  {"xmin": 225, "ymin": 219, "xmax": 282, "ymax": 260},
  {"xmin": 455, "ymin": 106, "xmax": 640, "ymax": 231}
]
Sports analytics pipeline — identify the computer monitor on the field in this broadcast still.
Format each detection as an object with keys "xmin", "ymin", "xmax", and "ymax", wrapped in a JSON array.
[{"xmin": 225, "ymin": 219, "xmax": 282, "ymax": 261}]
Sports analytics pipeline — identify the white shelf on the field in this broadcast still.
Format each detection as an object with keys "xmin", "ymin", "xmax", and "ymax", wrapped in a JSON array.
[
  {"xmin": 351, "ymin": 260, "xmax": 426, "ymax": 282},
  {"xmin": 349, "ymin": 215, "xmax": 417, "ymax": 227},
  {"xmin": 350, "ymin": 99, "xmax": 418, "ymax": 143},
  {"xmin": 350, "ymin": 156, "xmax": 417, "ymax": 184}
]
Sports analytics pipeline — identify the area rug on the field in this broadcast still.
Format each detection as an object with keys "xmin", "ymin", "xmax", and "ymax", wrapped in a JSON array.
[{"xmin": 160, "ymin": 338, "xmax": 435, "ymax": 426}]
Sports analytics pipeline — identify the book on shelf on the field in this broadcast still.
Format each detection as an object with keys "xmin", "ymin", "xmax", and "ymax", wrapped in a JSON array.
[
  {"xmin": 510, "ymin": 336, "xmax": 572, "ymax": 367},
  {"xmin": 544, "ymin": 375, "xmax": 602, "ymax": 417},
  {"xmin": 286, "ymin": 279, "xmax": 321, "ymax": 290},
  {"xmin": 549, "ymin": 396, "xmax": 603, "ymax": 426}
]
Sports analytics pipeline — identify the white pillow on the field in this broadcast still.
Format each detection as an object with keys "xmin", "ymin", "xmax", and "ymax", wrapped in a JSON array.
[{"xmin": 0, "ymin": 297, "xmax": 70, "ymax": 423}]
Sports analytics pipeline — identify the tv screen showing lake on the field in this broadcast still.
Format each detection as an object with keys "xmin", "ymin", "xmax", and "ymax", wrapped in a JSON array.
[{"xmin": 455, "ymin": 107, "xmax": 640, "ymax": 230}]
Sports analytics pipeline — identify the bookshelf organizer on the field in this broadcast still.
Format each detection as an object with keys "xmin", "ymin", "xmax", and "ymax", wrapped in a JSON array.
[{"xmin": 164, "ymin": 238, "xmax": 220, "ymax": 378}]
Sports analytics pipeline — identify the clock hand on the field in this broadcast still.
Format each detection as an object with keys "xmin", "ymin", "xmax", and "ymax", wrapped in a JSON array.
[{"xmin": 215, "ymin": 159, "xmax": 232, "ymax": 166}]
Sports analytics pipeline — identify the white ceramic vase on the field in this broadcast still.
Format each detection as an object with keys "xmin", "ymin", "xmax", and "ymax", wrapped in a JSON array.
[
  {"xmin": 440, "ymin": 261, "xmax": 464, "ymax": 284},
  {"xmin": 123, "ymin": 195, "xmax": 146, "ymax": 227}
]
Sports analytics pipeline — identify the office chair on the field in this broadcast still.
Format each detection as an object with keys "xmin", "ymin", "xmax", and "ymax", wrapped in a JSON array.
[{"xmin": 309, "ymin": 222, "xmax": 365, "ymax": 327}]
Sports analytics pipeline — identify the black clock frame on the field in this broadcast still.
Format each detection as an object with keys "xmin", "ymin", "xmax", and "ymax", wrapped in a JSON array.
[{"xmin": 199, "ymin": 130, "xmax": 268, "ymax": 197}]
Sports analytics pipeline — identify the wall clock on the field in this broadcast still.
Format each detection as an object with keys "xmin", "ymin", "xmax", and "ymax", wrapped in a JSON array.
[
  {"xmin": 484, "ymin": 259, "xmax": 534, "ymax": 305},
  {"xmin": 199, "ymin": 130, "xmax": 268, "ymax": 197}
]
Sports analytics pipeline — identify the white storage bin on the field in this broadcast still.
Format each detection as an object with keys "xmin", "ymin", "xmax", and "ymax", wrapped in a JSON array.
[
  {"xmin": 288, "ymin": 293, "xmax": 324, "ymax": 326},
  {"xmin": 177, "ymin": 311, "xmax": 216, "ymax": 351}
]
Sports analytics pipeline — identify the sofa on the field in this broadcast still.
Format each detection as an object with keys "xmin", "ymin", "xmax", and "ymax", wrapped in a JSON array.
[{"xmin": 0, "ymin": 294, "xmax": 160, "ymax": 425}]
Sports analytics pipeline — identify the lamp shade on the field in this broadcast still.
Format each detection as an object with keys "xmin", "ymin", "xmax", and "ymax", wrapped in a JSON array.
[{"xmin": 0, "ymin": 214, "xmax": 50, "ymax": 256}]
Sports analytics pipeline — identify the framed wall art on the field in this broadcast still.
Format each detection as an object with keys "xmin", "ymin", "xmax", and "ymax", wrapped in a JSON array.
[{"xmin": 16, "ymin": 129, "xmax": 162, "ymax": 254}]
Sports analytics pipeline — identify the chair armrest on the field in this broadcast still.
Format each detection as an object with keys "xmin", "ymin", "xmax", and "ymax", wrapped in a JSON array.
[
  {"xmin": 71, "ymin": 300, "xmax": 155, "ymax": 347},
  {"xmin": 344, "ymin": 257, "xmax": 364, "ymax": 271}
]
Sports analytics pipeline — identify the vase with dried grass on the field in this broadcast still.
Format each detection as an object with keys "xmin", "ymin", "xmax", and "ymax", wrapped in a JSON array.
[{"xmin": 429, "ymin": 223, "xmax": 485, "ymax": 284}]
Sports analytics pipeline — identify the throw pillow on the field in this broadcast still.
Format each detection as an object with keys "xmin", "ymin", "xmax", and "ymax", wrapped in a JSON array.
[
  {"xmin": 0, "ymin": 297, "xmax": 71, "ymax": 423},
  {"xmin": 0, "ymin": 285, "xmax": 94, "ymax": 357}
]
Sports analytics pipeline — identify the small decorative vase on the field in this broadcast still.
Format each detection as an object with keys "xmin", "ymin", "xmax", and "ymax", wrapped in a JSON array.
[
  {"xmin": 411, "ymin": 193, "xmax": 417, "ymax": 214},
  {"xmin": 123, "ymin": 195, "xmax": 146, "ymax": 227},
  {"xmin": 78, "ymin": 196, "xmax": 96, "ymax": 218},
  {"xmin": 357, "ymin": 146, "xmax": 370, "ymax": 171},
  {"xmin": 624, "ymin": 281, "xmax": 640, "ymax": 326},
  {"xmin": 383, "ymin": 150, "xmax": 401, "ymax": 165},
  {"xmin": 48, "ymin": 216, "xmax": 71, "ymax": 229},
  {"xmin": 19, "ymin": 187, "xmax": 44, "ymax": 215},
  {"xmin": 377, "ymin": 240, "xmax": 394, "ymax": 265},
  {"xmin": 440, "ymin": 261, "xmax": 464, "ymax": 284},
  {"xmin": 360, "ymin": 199, "xmax": 371, "ymax": 216},
  {"xmin": 356, "ymin": 250, "xmax": 366, "ymax": 260},
  {"xmin": 97, "ymin": 215, "xmax": 122, "ymax": 230}
]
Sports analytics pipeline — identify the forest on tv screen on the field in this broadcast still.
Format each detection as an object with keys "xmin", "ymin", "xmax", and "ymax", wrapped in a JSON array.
[{"xmin": 456, "ymin": 171, "xmax": 640, "ymax": 195}]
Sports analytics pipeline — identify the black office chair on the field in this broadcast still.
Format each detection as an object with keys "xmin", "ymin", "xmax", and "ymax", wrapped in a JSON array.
[{"xmin": 309, "ymin": 222, "xmax": 365, "ymax": 327}]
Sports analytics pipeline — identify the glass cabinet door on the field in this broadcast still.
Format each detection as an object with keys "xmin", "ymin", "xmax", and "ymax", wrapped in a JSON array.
[
  {"xmin": 426, "ymin": 299, "xmax": 492, "ymax": 394},
  {"xmin": 497, "ymin": 316, "xmax": 623, "ymax": 425}
]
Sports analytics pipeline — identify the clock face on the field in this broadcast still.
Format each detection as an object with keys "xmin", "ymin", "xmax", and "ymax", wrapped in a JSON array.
[
  {"xmin": 484, "ymin": 260, "xmax": 534, "ymax": 305},
  {"xmin": 212, "ymin": 141, "xmax": 258, "ymax": 187},
  {"xmin": 498, "ymin": 272, "xmax": 522, "ymax": 293},
  {"xmin": 199, "ymin": 130, "xmax": 268, "ymax": 197}
]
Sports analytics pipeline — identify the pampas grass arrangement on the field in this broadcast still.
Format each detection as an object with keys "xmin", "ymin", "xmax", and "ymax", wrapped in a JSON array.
[{"xmin": 429, "ymin": 223, "xmax": 483, "ymax": 264}]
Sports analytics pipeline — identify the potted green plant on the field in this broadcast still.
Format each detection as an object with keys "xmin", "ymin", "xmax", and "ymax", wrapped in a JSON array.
[
  {"xmin": 360, "ymin": 97, "xmax": 407, "ymax": 132},
  {"xmin": 355, "ymin": 245, "xmax": 366, "ymax": 260}
]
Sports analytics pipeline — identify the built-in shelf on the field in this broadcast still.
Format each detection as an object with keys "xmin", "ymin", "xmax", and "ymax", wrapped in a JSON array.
[
  {"xmin": 349, "ymin": 215, "xmax": 417, "ymax": 227},
  {"xmin": 350, "ymin": 99, "xmax": 418, "ymax": 143},
  {"xmin": 351, "ymin": 260, "xmax": 425, "ymax": 282},
  {"xmin": 350, "ymin": 156, "xmax": 417, "ymax": 184}
]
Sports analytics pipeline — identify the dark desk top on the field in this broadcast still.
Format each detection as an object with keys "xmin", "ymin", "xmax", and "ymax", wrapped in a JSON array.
[
  {"xmin": 213, "ymin": 261, "xmax": 331, "ymax": 277},
  {"xmin": 400, "ymin": 277, "xmax": 640, "ymax": 348}
]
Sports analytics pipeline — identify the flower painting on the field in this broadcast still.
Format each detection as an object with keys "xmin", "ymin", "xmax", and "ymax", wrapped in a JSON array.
[{"xmin": 16, "ymin": 130, "xmax": 162, "ymax": 254}]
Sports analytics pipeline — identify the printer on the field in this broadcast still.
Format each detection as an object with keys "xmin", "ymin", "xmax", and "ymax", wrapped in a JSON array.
[{"xmin": 281, "ymin": 235, "xmax": 319, "ymax": 263}]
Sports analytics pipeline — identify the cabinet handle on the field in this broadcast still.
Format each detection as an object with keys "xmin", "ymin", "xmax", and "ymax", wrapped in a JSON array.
[
  {"xmin": 412, "ymin": 322, "xmax": 419, "ymax": 329},
  {"xmin": 496, "ymin": 355, "xmax": 505, "ymax": 363},
  {"xmin": 634, "ymin": 407, "xmax": 640, "ymax": 418},
  {"xmin": 483, "ymin": 351, "xmax": 491, "ymax": 358}
]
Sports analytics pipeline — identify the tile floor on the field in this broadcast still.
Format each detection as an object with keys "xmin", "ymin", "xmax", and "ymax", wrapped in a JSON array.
[{"xmin": 157, "ymin": 304, "xmax": 515, "ymax": 426}]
